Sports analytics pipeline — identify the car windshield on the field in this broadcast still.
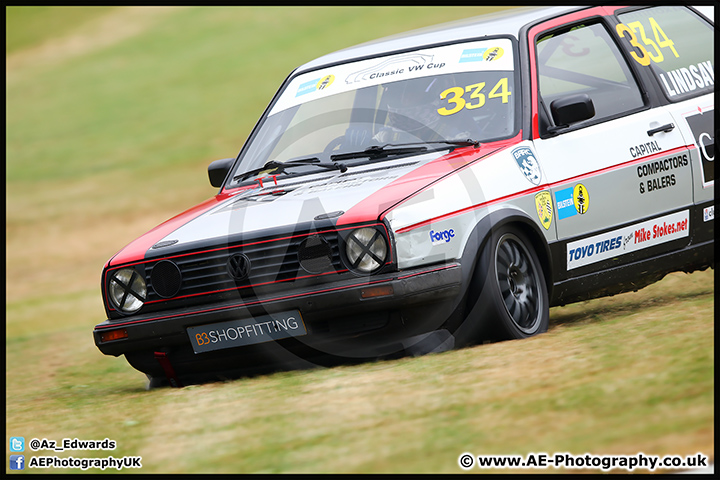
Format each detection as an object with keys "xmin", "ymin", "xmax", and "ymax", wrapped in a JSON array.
[{"xmin": 230, "ymin": 37, "xmax": 518, "ymax": 185}]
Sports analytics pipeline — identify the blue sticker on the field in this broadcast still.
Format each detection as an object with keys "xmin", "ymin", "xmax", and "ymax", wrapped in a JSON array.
[
  {"xmin": 459, "ymin": 48, "xmax": 487, "ymax": 63},
  {"xmin": 296, "ymin": 78, "xmax": 320, "ymax": 97},
  {"xmin": 512, "ymin": 147, "xmax": 542, "ymax": 185},
  {"xmin": 555, "ymin": 187, "xmax": 576, "ymax": 220},
  {"xmin": 430, "ymin": 229, "xmax": 455, "ymax": 244}
]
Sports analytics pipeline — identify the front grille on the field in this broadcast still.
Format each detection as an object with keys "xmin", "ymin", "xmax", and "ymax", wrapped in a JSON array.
[
  {"xmin": 298, "ymin": 235, "xmax": 334, "ymax": 274},
  {"xmin": 150, "ymin": 260, "xmax": 182, "ymax": 298},
  {"xmin": 145, "ymin": 232, "xmax": 343, "ymax": 304}
]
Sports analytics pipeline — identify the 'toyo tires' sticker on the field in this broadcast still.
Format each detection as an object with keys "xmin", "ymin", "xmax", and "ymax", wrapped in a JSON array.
[{"xmin": 566, "ymin": 210, "xmax": 689, "ymax": 270}]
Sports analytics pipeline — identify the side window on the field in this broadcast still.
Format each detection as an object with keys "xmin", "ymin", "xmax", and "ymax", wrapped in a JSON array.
[
  {"xmin": 536, "ymin": 22, "xmax": 644, "ymax": 134},
  {"xmin": 616, "ymin": 6, "xmax": 714, "ymax": 102}
]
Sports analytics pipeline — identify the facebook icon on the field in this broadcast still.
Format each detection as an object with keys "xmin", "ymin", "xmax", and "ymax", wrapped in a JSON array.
[{"xmin": 10, "ymin": 455, "xmax": 25, "ymax": 470}]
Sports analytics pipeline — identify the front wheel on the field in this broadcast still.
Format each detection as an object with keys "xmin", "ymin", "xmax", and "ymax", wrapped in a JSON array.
[
  {"xmin": 458, "ymin": 226, "xmax": 549, "ymax": 345},
  {"xmin": 490, "ymin": 231, "xmax": 548, "ymax": 338}
]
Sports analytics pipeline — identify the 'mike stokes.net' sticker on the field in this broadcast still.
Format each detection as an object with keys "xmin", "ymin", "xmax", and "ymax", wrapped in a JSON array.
[{"xmin": 566, "ymin": 210, "xmax": 689, "ymax": 270}]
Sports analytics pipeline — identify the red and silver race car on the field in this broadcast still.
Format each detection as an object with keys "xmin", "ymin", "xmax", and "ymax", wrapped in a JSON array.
[{"xmin": 94, "ymin": 6, "xmax": 714, "ymax": 387}]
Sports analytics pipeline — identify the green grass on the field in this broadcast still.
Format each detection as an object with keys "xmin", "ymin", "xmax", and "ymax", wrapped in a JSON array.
[
  {"xmin": 6, "ymin": 6, "xmax": 118, "ymax": 54},
  {"xmin": 5, "ymin": 271, "xmax": 714, "ymax": 473},
  {"xmin": 5, "ymin": 6, "xmax": 714, "ymax": 474}
]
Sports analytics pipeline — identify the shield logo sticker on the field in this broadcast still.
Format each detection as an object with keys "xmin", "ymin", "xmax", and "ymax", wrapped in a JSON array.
[
  {"xmin": 535, "ymin": 191, "xmax": 553, "ymax": 230},
  {"xmin": 512, "ymin": 147, "xmax": 542, "ymax": 185}
]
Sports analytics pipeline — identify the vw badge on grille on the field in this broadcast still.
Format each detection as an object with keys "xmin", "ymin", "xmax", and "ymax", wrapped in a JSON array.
[{"xmin": 227, "ymin": 253, "xmax": 251, "ymax": 280}]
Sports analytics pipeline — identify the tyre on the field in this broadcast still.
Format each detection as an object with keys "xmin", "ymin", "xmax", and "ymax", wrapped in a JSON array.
[{"xmin": 456, "ymin": 225, "xmax": 549, "ymax": 345}]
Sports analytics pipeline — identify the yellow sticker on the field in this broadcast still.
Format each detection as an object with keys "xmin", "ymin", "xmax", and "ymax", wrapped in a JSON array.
[
  {"xmin": 484, "ymin": 47, "xmax": 504, "ymax": 61},
  {"xmin": 317, "ymin": 75, "xmax": 335, "ymax": 90},
  {"xmin": 535, "ymin": 191, "xmax": 553, "ymax": 230},
  {"xmin": 573, "ymin": 183, "xmax": 589, "ymax": 215}
]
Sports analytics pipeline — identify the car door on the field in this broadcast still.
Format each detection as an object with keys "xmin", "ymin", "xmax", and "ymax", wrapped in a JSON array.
[
  {"xmin": 615, "ymin": 6, "xmax": 714, "ymax": 219},
  {"xmin": 527, "ymin": 8, "xmax": 694, "ymax": 276}
]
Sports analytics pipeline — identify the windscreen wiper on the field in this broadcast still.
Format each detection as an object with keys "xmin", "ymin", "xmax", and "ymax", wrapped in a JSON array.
[
  {"xmin": 330, "ymin": 139, "xmax": 480, "ymax": 162},
  {"xmin": 234, "ymin": 157, "xmax": 347, "ymax": 182}
]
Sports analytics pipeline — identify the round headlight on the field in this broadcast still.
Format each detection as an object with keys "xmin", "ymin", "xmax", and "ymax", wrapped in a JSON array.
[
  {"xmin": 108, "ymin": 267, "xmax": 147, "ymax": 314},
  {"xmin": 346, "ymin": 227, "xmax": 387, "ymax": 273}
]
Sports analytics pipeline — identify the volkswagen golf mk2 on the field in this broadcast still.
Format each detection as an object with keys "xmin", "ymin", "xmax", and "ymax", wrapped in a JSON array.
[{"xmin": 94, "ymin": 6, "xmax": 714, "ymax": 387}]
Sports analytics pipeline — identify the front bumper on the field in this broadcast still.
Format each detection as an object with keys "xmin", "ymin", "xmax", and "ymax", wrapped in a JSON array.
[{"xmin": 94, "ymin": 263, "xmax": 463, "ymax": 376}]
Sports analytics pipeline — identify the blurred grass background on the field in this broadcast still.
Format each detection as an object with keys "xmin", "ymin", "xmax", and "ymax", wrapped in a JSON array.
[{"xmin": 5, "ymin": 6, "xmax": 714, "ymax": 473}]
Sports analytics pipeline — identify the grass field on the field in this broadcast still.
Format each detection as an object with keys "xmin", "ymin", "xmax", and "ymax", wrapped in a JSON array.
[{"xmin": 5, "ymin": 6, "xmax": 714, "ymax": 474}]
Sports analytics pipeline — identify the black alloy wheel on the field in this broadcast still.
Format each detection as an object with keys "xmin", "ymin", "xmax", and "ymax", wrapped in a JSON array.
[
  {"xmin": 454, "ymin": 225, "xmax": 549, "ymax": 346},
  {"xmin": 493, "ymin": 232, "xmax": 545, "ymax": 336}
]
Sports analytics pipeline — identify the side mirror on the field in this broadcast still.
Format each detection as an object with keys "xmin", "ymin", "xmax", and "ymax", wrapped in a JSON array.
[
  {"xmin": 208, "ymin": 158, "xmax": 235, "ymax": 187},
  {"xmin": 550, "ymin": 94, "xmax": 595, "ymax": 128}
]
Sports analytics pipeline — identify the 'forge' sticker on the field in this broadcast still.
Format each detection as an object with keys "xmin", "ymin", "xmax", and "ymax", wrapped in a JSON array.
[{"xmin": 566, "ymin": 210, "xmax": 689, "ymax": 270}]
